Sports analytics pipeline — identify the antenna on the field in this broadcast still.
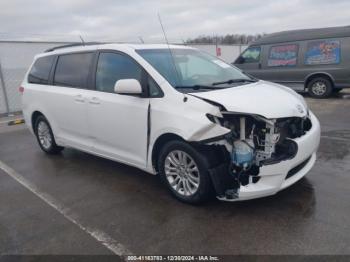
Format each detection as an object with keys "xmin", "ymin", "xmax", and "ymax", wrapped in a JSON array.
[
  {"xmin": 79, "ymin": 35, "xmax": 85, "ymax": 46},
  {"xmin": 157, "ymin": 13, "xmax": 181, "ymax": 86},
  {"xmin": 138, "ymin": 36, "xmax": 145, "ymax": 43}
]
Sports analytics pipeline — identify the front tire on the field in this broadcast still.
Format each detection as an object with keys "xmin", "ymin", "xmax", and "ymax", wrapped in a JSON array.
[
  {"xmin": 307, "ymin": 77, "xmax": 333, "ymax": 98},
  {"xmin": 34, "ymin": 115, "xmax": 64, "ymax": 154},
  {"xmin": 158, "ymin": 140, "xmax": 213, "ymax": 204}
]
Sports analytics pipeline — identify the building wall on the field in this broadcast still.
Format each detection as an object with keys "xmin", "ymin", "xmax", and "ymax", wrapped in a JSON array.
[{"xmin": 0, "ymin": 42, "xmax": 247, "ymax": 115}]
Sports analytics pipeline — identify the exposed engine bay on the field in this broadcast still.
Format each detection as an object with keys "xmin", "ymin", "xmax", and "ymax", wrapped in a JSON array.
[{"xmin": 204, "ymin": 112, "xmax": 312, "ymax": 199}]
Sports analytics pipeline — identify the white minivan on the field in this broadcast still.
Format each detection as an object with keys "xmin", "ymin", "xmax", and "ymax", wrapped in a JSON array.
[{"xmin": 21, "ymin": 43, "xmax": 320, "ymax": 204}]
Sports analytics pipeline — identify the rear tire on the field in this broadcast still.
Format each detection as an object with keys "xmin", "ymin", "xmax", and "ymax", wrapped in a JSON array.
[
  {"xmin": 307, "ymin": 77, "xmax": 333, "ymax": 98},
  {"xmin": 158, "ymin": 140, "xmax": 213, "ymax": 204},
  {"xmin": 34, "ymin": 115, "xmax": 64, "ymax": 154}
]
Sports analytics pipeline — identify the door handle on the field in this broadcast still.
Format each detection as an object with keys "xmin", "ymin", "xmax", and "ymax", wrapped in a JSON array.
[
  {"xmin": 89, "ymin": 97, "xmax": 100, "ymax": 105},
  {"xmin": 74, "ymin": 94, "xmax": 85, "ymax": 102}
]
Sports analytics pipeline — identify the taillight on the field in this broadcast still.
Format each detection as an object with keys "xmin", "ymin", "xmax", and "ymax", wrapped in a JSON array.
[{"xmin": 19, "ymin": 86, "xmax": 24, "ymax": 94}]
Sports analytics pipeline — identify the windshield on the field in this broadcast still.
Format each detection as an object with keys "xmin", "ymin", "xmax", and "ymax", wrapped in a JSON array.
[{"xmin": 136, "ymin": 48, "xmax": 254, "ymax": 92}]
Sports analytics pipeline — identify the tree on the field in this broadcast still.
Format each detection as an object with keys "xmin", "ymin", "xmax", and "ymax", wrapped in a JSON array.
[{"xmin": 185, "ymin": 34, "xmax": 265, "ymax": 44}]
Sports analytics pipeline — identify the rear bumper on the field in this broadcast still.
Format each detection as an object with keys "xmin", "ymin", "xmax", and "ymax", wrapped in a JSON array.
[
  {"xmin": 218, "ymin": 111, "xmax": 321, "ymax": 201},
  {"xmin": 23, "ymin": 110, "xmax": 34, "ymax": 134}
]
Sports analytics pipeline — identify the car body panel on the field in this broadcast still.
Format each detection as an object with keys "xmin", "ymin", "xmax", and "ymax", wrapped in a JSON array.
[
  {"xmin": 190, "ymin": 80, "xmax": 308, "ymax": 119},
  {"xmin": 22, "ymin": 84, "xmax": 93, "ymax": 151},
  {"xmin": 86, "ymin": 90, "xmax": 150, "ymax": 168}
]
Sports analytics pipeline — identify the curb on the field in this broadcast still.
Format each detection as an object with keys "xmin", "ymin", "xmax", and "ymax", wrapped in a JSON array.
[{"xmin": 7, "ymin": 119, "xmax": 25, "ymax": 126}]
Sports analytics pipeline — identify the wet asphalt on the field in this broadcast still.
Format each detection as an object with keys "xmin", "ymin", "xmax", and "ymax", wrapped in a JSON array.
[{"xmin": 0, "ymin": 92, "xmax": 349, "ymax": 255}]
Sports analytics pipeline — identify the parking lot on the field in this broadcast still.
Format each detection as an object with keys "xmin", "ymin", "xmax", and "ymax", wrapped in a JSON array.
[{"xmin": 0, "ymin": 92, "xmax": 350, "ymax": 256}]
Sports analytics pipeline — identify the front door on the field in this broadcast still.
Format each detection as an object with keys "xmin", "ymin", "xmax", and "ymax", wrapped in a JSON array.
[
  {"xmin": 234, "ymin": 46, "xmax": 262, "ymax": 77},
  {"xmin": 87, "ymin": 52, "xmax": 149, "ymax": 168}
]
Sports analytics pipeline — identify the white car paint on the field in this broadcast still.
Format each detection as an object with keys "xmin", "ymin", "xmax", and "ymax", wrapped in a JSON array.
[
  {"xmin": 21, "ymin": 43, "xmax": 321, "ymax": 201},
  {"xmin": 191, "ymin": 80, "xmax": 308, "ymax": 119}
]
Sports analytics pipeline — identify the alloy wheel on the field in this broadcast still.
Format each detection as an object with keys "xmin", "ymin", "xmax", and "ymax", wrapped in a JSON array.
[
  {"xmin": 37, "ymin": 121, "xmax": 52, "ymax": 150},
  {"xmin": 164, "ymin": 150, "xmax": 200, "ymax": 196},
  {"xmin": 311, "ymin": 81, "xmax": 327, "ymax": 96}
]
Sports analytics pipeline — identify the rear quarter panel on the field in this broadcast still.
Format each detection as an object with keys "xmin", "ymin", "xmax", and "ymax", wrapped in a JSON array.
[{"xmin": 22, "ymin": 83, "xmax": 58, "ymax": 134}]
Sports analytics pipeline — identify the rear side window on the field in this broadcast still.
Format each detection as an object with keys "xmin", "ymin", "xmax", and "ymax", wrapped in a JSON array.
[
  {"xmin": 54, "ymin": 52, "xmax": 94, "ymax": 88},
  {"xmin": 95, "ymin": 52, "xmax": 143, "ymax": 93},
  {"xmin": 305, "ymin": 39, "xmax": 340, "ymax": 65},
  {"xmin": 240, "ymin": 46, "xmax": 261, "ymax": 63},
  {"xmin": 28, "ymin": 56, "xmax": 55, "ymax": 85},
  {"xmin": 268, "ymin": 44, "xmax": 298, "ymax": 67}
]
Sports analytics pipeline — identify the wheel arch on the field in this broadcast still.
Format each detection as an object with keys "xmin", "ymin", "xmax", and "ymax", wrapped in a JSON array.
[
  {"xmin": 31, "ymin": 111, "xmax": 45, "ymax": 132},
  {"xmin": 304, "ymin": 72, "xmax": 334, "ymax": 90},
  {"xmin": 151, "ymin": 133, "xmax": 185, "ymax": 173}
]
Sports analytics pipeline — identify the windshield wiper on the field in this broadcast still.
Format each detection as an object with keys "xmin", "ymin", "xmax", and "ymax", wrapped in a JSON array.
[
  {"xmin": 212, "ymin": 78, "xmax": 257, "ymax": 86},
  {"xmin": 175, "ymin": 85, "xmax": 225, "ymax": 90}
]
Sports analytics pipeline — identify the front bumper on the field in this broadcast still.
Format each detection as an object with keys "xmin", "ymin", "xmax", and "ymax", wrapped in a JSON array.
[{"xmin": 217, "ymin": 111, "xmax": 321, "ymax": 201}]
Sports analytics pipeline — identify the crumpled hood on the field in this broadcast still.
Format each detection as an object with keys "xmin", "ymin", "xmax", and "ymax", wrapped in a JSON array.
[{"xmin": 190, "ymin": 81, "xmax": 308, "ymax": 119}]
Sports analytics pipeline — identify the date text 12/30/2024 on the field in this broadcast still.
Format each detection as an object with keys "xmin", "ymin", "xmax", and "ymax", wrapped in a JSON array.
[{"xmin": 126, "ymin": 255, "xmax": 220, "ymax": 261}]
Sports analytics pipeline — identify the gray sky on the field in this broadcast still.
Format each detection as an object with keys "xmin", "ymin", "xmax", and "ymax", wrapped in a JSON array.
[{"xmin": 0, "ymin": 0, "xmax": 349, "ymax": 42}]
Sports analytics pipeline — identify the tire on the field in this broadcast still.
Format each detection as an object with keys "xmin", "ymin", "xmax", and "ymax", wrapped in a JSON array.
[
  {"xmin": 34, "ymin": 115, "xmax": 64, "ymax": 154},
  {"xmin": 158, "ymin": 140, "xmax": 213, "ymax": 204},
  {"xmin": 307, "ymin": 77, "xmax": 333, "ymax": 98}
]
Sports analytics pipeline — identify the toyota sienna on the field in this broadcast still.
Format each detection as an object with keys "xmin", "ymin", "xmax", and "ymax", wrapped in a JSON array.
[{"xmin": 21, "ymin": 43, "xmax": 321, "ymax": 203}]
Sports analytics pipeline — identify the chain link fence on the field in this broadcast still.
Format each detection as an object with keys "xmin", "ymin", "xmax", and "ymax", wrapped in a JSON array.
[
  {"xmin": 0, "ymin": 41, "xmax": 69, "ymax": 115},
  {"xmin": 0, "ymin": 41, "xmax": 246, "ymax": 115}
]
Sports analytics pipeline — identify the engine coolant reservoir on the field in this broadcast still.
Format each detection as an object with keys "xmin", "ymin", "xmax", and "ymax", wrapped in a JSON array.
[{"xmin": 232, "ymin": 139, "xmax": 254, "ymax": 167}]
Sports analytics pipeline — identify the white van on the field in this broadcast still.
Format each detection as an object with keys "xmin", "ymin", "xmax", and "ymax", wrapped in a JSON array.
[{"xmin": 21, "ymin": 43, "xmax": 320, "ymax": 204}]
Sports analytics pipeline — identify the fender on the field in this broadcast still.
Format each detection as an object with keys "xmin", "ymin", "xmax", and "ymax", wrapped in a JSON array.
[{"xmin": 304, "ymin": 72, "xmax": 335, "ymax": 88}]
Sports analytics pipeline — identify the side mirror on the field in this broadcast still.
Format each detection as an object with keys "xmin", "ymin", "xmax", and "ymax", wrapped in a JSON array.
[{"xmin": 114, "ymin": 79, "xmax": 142, "ymax": 95}]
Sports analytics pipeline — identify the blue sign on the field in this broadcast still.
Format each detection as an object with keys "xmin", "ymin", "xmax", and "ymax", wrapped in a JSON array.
[{"xmin": 305, "ymin": 40, "xmax": 340, "ymax": 65}]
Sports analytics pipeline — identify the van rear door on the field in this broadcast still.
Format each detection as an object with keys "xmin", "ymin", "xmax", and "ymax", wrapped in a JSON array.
[{"xmin": 50, "ymin": 52, "xmax": 95, "ymax": 150}]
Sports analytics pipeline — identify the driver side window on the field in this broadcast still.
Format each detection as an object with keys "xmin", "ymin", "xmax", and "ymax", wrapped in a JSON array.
[
  {"xmin": 239, "ymin": 46, "xmax": 261, "ymax": 64},
  {"xmin": 96, "ymin": 52, "xmax": 143, "ymax": 93}
]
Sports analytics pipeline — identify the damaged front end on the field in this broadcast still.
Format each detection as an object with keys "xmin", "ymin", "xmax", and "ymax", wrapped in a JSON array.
[{"xmin": 200, "ymin": 110, "xmax": 314, "ymax": 201}]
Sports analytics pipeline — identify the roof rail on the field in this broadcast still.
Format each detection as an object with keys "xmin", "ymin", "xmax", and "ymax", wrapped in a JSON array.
[{"xmin": 45, "ymin": 42, "xmax": 103, "ymax": 52}]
